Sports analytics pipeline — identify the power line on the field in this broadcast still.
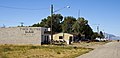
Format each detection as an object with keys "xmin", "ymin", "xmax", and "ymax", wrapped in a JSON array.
[{"xmin": 0, "ymin": 5, "xmax": 49, "ymax": 10}]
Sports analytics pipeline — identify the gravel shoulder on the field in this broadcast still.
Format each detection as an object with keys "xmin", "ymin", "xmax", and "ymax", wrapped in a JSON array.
[
  {"xmin": 70, "ymin": 42, "xmax": 108, "ymax": 49},
  {"xmin": 76, "ymin": 42, "xmax": 120, "ymax": 58}
]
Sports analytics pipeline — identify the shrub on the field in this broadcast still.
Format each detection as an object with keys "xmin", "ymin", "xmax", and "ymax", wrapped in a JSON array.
[
  {"xmin": 73, "ymin": 46, "xmax": 77, "ymax": 49},
  {"xmin": 3, "ymin": 47, "xmax": 13, "ymax": 52},
  {"xmin": 30, "ymin": 46, "xmax": 38, "ymax": 49},
  {"xmin": 57, "ymin": 51, "xmax": 61, "ymax": 54}
]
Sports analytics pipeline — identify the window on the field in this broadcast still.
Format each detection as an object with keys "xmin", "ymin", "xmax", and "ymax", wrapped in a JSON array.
[
  {"xmin": 41, "ymin": 35, "xmax": 44, "ymax": 41},
  {"xmin": 47, "ymin": 36, "xmax": 49, "ymax": 39},
  {"xmin": 45, "ymin": 36, "xmax": 46, "ymax": 39},
  {"xmin": 42, "ymin": 35, "xmax": 44, "ymax": 39},
  {"xmin": 59, "ymin": 36, "xmax": 63, "ymax": 39},
  {"xmin": 44, "ymin": 29, "xmax": 48, "ymax": 34},
  {"xmin": 45, "ymin": 29, "xmax": 47, "ymax": 31}
]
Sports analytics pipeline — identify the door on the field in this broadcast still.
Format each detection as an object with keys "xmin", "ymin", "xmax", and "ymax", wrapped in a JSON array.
[{"xmin": 69, "ymin": 36, "xmax": 73, "ymax": 44}]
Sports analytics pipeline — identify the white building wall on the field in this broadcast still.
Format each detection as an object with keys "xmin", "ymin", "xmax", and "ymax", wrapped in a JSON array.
[
  {"xmin": 0, "ymin": 27, "xmax": 50, "ymax": 45},
  {"xmin": 53, "ymin": 33, "xmax": 73, "ymax": 44},
  {"xmin": 40, "ymin": 27, "xmax": 50, "ymax": 43}
]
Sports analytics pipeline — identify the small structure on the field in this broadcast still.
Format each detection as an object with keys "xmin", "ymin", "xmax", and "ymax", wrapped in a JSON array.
[{"xmin": 53, "ymin": 33, "xmax": 73, "ymax": 44}]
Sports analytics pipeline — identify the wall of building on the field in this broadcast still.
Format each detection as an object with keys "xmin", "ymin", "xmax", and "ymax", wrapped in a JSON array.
[
  {"xmin": 0, "ymin": 27, "xmax": 45, "ymax": 45},
  {"xmin": 53, "ymin": 33, "xmax": 73, "ymax": 44},
  {"xmin": 53, "ymin": 33, "xmax": 64, "ymax": 41},
  {"xmin": 40, "ymin": 28, "xmax": 51, "ymax": 44}
]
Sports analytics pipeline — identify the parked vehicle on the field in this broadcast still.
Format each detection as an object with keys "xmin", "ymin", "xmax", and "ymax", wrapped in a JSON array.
[
  {"xmin": 95, "ymin": 38, "xmax": 107, "ymax": 42},
  {"xmin": 117, "ymin": 40, "xmax": 119, "ymax": 42}
]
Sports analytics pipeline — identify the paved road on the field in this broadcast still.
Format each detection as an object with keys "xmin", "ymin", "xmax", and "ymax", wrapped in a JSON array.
[{"xmin": 77, "ymin": 42, "xmax": 120, "ymax": 58}]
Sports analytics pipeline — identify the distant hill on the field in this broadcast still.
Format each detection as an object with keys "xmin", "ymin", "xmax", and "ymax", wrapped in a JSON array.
[{"xmin": 105, "ymin": 33, "xmax": 120, "ymax": 40}]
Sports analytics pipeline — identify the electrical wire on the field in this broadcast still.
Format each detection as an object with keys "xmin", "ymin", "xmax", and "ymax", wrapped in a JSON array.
[{"xmin": 0, "ymin": 5, "xmax": 49, "ymax": 10}]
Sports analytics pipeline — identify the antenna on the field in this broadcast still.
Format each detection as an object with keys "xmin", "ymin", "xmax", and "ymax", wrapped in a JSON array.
[
  {"xmin": 92, "ymin": 24, "xmax": 100, "ymax": 33},
  {"xmin": 97, "ymin": 26, "xmax": 99, "ymax": 33},
  {"xmin": 78, "ymin": 9, "xmax": 80, "ymax": 18}
]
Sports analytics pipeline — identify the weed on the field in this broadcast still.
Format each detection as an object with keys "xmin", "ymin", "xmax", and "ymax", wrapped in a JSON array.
[
  {"xmin": 30, "ymin": 46, "xmax": 37, "ymax": 49},
  {"xmin": 1, "ymin": 55, "xmax": 8, "ymax": 58},
  {"xmin": 57, "ymin": 51, "xmax": 61, "ymax": 54},
  {"xmin": 3, "ymin": 47, "xmax": 13, "ymax": 52}
]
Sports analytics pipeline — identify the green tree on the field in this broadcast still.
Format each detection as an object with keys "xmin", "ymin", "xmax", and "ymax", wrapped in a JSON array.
[
  {"xmin": 72, "ymin": 17, "xmax": 88, "ymax": 35},
  {"xmin": 62, "ymin": 16, "xmax": 76, "ymax": 33},
  {"xmin": 52, "ymin": 14, "xmax": 63, "ymax": 33},
  {"xmin": 31, "ymin": 15, "xmax": 95, "ymax": 41},
  {"xmin": 84, "ymin": 25, "xmax": 93, "ymax": 40},
  {"xmin": 31, "ymin": 14, "xmax": 63, "ymax": 33},
  {"xmin": 72, "ymin": 17, "xmax": 93, "ymax": 40},
  {"xmin": 91, "ymin": 32, "xmax": 99, "ymax": 40},
  {"xmin": 99, "ymin": 31, "xmax": 105, "ymax": 39},
  {"xmin": 32, "ymin": 23, "xmax": 41, "ymax": 27}
]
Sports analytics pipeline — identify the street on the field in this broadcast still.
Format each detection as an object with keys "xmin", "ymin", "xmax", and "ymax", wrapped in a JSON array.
[{"xmin": 77, "ymin": 42, "xmax": 120, "ymax": 58}]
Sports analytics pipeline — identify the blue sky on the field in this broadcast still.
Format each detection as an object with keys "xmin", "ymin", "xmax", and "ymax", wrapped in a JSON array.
[{"xmin": 0, "ymin": 0, "xmax": 120, "ymax": 36}]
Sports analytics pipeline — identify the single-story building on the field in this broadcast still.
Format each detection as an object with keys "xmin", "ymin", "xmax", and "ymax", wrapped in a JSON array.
[
  {"xmin": 53, "ymin": 33, "xmax": 73, "ymax": 44},
  {"xmin": 0, "ymin": 27, "xmax": 51, "ymax": 45}
]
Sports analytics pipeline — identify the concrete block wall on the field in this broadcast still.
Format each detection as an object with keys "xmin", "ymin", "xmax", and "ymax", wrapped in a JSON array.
[{"xmin": 0, "ymin": 27, "xmax": 43, "ymax": 45}]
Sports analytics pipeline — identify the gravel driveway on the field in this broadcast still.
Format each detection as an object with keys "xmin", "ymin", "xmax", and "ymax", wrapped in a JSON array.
[{"xmin": 76, "ymin": 42, "xmax": 120, "ymax": 58}]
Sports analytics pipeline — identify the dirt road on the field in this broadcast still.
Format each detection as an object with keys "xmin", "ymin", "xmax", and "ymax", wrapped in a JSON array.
[{"xmin": 77, "ymin": 42, "xmax": 120, "ymax": 58}]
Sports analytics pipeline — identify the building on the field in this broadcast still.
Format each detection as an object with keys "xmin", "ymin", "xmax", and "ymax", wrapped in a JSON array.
[
  {"xmin": 0, "ymin": 27, "xmax": 50, "ymax": 45},
  {"xmin": 53, "ymin": 33, "xmax": 73, "ymax": 44}
]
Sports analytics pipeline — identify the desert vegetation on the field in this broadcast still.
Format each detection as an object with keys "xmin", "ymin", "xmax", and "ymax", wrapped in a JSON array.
[{"xmin": 0, "ymin": 44, "xmax": 92, "ymax": 58}]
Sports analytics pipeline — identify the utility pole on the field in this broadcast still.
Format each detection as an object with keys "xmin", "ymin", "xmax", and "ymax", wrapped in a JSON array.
[
  {"xmin": 50, "ymin": 4, "xmax": 70, "ymax": 44},
  {"xmin": 51, "ymin": 4, "xmax": 53, "ymax": 44}
]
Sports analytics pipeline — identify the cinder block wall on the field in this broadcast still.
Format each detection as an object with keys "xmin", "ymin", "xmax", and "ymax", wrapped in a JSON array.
[{"xmin": 0, "ymin": 27, "xmax": 42, "ymax": 45}]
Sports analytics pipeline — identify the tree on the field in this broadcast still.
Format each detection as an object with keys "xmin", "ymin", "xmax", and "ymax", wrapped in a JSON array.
[
  {"xmin": 32, "ymin": 23, "xmax": 41, "ymax": 27},
  {"xmin": 62, "ymin": 16, "xmax": 76, "ymax": 33},
  {"xmin": 52, "ymin": 14, "xmax": 63, "ymax": 33},
  {"xmin": 72, "ymin": 17, "xmax": 88, "ymax": 35},
  {"xmin": 72, "ymin": 17, "xmax": 93, "ymax": 40},
  {"xmin": 91, "ymin": 32, "xmax": 99, "ymax": 40},
  {"xmin": 31, "ymin": 14, "xmax": 63, "ymax": 33},
  {"xmin": 99, "ymin": 31, "xmax": 105, "ymax": 39},
  {"xmin": 31, "ymin": 15, "xmax": 95, "ymax": 41},
  {"xmin": 84, "ymin": 24, "xmax": 93, "ymax": 40},
  {"xmin": 39, "ymin": 18, "xmax": 48, "ymax": 27}
]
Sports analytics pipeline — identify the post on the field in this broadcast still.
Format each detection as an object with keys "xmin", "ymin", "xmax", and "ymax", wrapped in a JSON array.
[{"xmin": 51, "ymin": 4, "xmax": 53, "ymax": 44}]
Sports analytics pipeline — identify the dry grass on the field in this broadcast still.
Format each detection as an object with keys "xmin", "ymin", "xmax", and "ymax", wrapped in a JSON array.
[{"xmin": 0, "ymin": 44, "xmax": 93, "ymax": 58}]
